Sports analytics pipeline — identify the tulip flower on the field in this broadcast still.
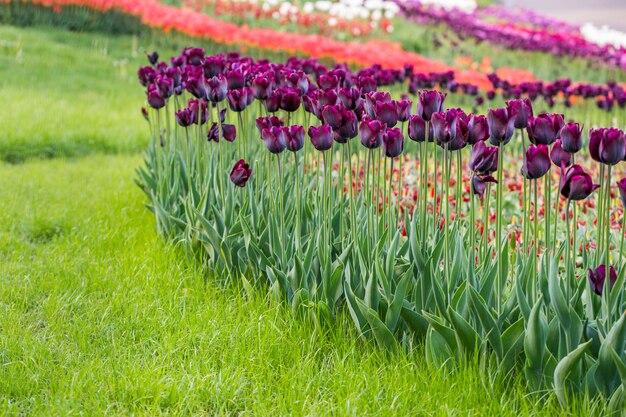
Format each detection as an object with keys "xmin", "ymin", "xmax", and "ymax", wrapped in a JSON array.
[
  {"xmin": 471, "ymin": 174, "xmax": 497, "ymax": 199},
  {"xmin": 207, "ymin": 122, "xmax": 219, "ymax": 142},
  {"xmin": 266, "ymin": 90, "xmax": 280, "ymax": 113},
  {"xmin": 147, "ymin": 85, "xmax": 166, "ymax": 109},
  {"xmin": 188, "ymin": 99, "xmax": 208, "ymax": 125},
  {"xmin": 175, "ymin": 108, "xmax": 193, "ymax": 127},
  {"xmin": 382, "ymin": 128, "xmax": 404, "ymax": 158},
  {"xmin": 280, "ymin": 88, "xmax": 301, "ymax": 112},
  {"xmin": 550, "ymin": 140, "xmax": 572, "ymax": 168},
  {"xmin": 147, "ymin": 51, "xmax": 159, "ymax": 66},
  {"xmin": 468, "ymin": 140, "xmax": 498, "ymax": 174},
  {"xmin": 487, "ymin": 107, "xmax": 515, "ymax": 145},
  {"xmin": 227, "ymin": 88, "xmax": 249, "ymax": 112},
  {"xmin": 226, "ymin": 69, "xmax": 245, "ymax": 90},
  {"xmin": 285, "ymin": 125, "xmax": 305, "ymax": 152},
  {"xmin": 255, "ymin": 116, "xmax": 282, "ymax": 135},
  {"xmin": 261, "ymin": 126, "xmax": 287, "ymax": 153},
  {"xmin": 183, "ymin": 47, "xmax": 204, "ymax": 66},
  {"xmin": 505, "ymin": 98, "xmax": 533, "ymax": 129},
  {"xmin": 138, "ymin": 66, "xmax": 156, "ymax": 86},
  {"xmin": 322, "ymin": 104, "xmax": 344, "ymax": 129},
  {"xmin": 395, "ymin": 99, "xmax": 412, "ymax": 122},
  {"xmin": 522, "ymin": 144, "xmax": 551, "ymax": 179},
  {"xmin": 222, "ymin": 124, "xmax": 237, "ymax": 142},
  {"xmin": 526, "ymin": 113, "xmax": 564, "ymax": 145},
  {"xmin": 559, "ymin": 122, "xmax": 583, "ymax": 153},
  {"xmin": 338, "ymin": 87, "xmax": 361, "ymax": 110},
  {"xmin": 308, "ymin": 125, "xmax": 333, "ymax": 151},
  {"xmin": 230, "ymin": 159, "xmax": 252, "ymax": 187},
  {"xmin": 589, "ymin": 128, "xmax": 626, "ymax": 165},
  {"xmin": 588, "ymin": 265, "xmax": 617, "ymax": 296},
  {"xmin": 416, "ymin": 90, "xmax": 446, "ymax": 121},
  {"xmin": 251, "ymin": 75, "xmax": 273, "ymax": 100},
  {"xmin": 374, "ymin": 101, "xmax": 399, "ymax": 127},
  {"xmin": 408, "ymin": 114, "xmax": 426, "ymax": 142},
  {"xmin": 559, "ymin": 164, "xmax": 600, "ymax": 201},
  {"xmin": 467, "ymin": 114, "xmax": 489, "ymax": 144},
  {"xmin": 359, "ymin": 119, "xmax": 386, "ymax": 149},
  {"xmin": 335, "ymin": 110, "xmax": 358, "ymax": 143},
  {"xmin": 207, "ymin": 75, "xmax": 228, "ymax": 102}
]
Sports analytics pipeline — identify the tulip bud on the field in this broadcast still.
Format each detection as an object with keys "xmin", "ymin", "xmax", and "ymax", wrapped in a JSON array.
[
  {"xmin": 487, "ymin": 107, "xmax": 515, "ymax": 146},
  {"xmin": 359, "ymin": 119, "xmax": 385, "ymax": 149},
  {"xmin": 222, "ymin": 124, "xmax": 237, "ymax": 142},
  {"xmin": 408, "ymin": 114, "xmax": 426, "ymax": 142},
  {"xmin": 280, "ymin": 88, "xmax": 301, "ymax": 112},
  {"xmin": 207, "ymin": 75, "xmax": 228, "ymax": 102},
  {"xmin": 559, "ymin": 164, "xmax": 599, "ymax": 201},
  {"xmin": 308, "ymin": 125, "xmax": 334, "ymax": 151},
  {"xmin": 522, "ymin": 144, "xmax": 551, "ymax": 179},
  {"xmin": 227, "ymin": 88, "xmax": 249, "ymax": 112},
  {"xmin": 230, "ymin": 159, "xmax": 252, "ymax": 187},
  {"xmin": 175, "ymin": 108, "xmax": 194, "ymax": 127},
  {"xmin": 526, "ymin": 113, "xmax": 563, "ymax": 145},
  {"xmin": 550, "ymin": 140, "xmax": 571, "ymax": 168},
  {"xmin": 558, "ymin": 122, "xmax": 583, "ymax": 153},
  {"xmin": 589, "ymin": 127, "xmax": 626, "ymax": 165},
  {"xmin": 285, "ymin": 125, "xmax": 305, "ymax": 152},
  {"xmin": 382, "ymin": 128, "xmax": 404, "ymax": 158},
  {"xmin": 395, "ymin": 99, "xmax": 412, "ymax": 122},
  {"xmin": 467, "ymin": 114, "xmax": 489, "ymax": 144},
  {"xmin": 374, "ymin": 101, "xmax": 399, "ymax": 127},
  {"xmin": 588, "ymin": 265, "xmax": 617, "ymax": 296},
  {"xmin": 147, "ymin": 51, "xmax": 159, "ymax": 66},
  {"xmin": 261, "ymin": 126, "xmax": 287, "ymax": 153},
  {"xmin": 417, "ymin": 90, "xmax": 446, "ymax": 122},
  {"xmin": 505, "ymin": 98, "xmax": 533, "ymax": 129}
]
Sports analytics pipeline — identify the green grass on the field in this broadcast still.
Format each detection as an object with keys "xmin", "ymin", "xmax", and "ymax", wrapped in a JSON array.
[
  {"xmin": 0, "ymin": 25, "xmax": 181, "ymax": 162},
  {"xmin": 0, "ymin": 155, "xmax": 605, "ymax": 416}
]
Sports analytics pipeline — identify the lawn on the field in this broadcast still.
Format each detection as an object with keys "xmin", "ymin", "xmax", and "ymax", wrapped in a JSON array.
[
  {"xmin": 0, "ymin": 22, "xmax": 614, "ymax": 416},
  {"xmin": 0, "ymin": 155, "xmax": 601, "ymax": 416}
]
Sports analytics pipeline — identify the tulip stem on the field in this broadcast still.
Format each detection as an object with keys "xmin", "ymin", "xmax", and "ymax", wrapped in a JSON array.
[
  {"xmin": 421, "ymin": 139, "xmax": 428, "ymax": 243},
  {"xmin": 347, "ymin": 145, "xmax": 356, "ymax": 239},
  {"xmin": 597, "ymin": 164, "xmax": 605, "ymax": 265},
  {"xmin": 444, "ymin": 145, "xmax": 450, "ymax": 291},
  {"xmin": 496, "ymin": 143, "xmax": 504, "ymax": 314},
  {"xmin": 294, "ymin": 152, "xmax": 302, "ymax": 258},
  {"xmin": 565, "ymin": 199, "xmax": 572, "ymax": 297},
  {"xmin": 605, "ymin": 165, "xmax": 612, "ymax": 296},
  {"xmin": 388, "ymin": 158, "xmax": 393, "ymax": 247},
  {"xmin": 620, "ymin": 218, "xmax": 625, "ymax": 271},
  {"xmin": 545, "ymin": 172, "xmax": 551, "ymax": 253},
  {"xmin": 456, "ymin": 151, "xmax": 462, "ymax": 221},
  {"xmin": 277, "ymin": 155, "xmax": 286, "ymax": 268},
  {"xmin": 534, "ymin": 180, "xmax": 539, "ymax": 284},
  {"xmin": 482, "ymin": 184, "xmax": 491, "ymax": 266},
  {"xmin": 470, "ymin": 190, "xmax": 476, "ymax": 280}
]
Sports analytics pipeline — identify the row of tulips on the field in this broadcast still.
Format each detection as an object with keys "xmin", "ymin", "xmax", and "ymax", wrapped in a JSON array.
[
  {"xmin": 137, "ymin": 47, "xmax": 626, "ymax": 410},
  {"xmin": 396, "ymin": 0, "xmax": 626, "ymax": 70},
  {"xmin": 0, "ymin": 0, "xmax": 491, "ymax": 88}
]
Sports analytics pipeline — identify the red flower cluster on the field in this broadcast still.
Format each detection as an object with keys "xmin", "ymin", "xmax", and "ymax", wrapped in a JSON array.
[{"xmin": 8, "ymin": 0, "xmax": 493, "ymax": 89}]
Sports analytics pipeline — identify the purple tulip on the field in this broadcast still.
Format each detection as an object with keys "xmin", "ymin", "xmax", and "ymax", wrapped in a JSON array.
[
  {"xmin": 338, "ymin": 87, "xmax": 361, "ymax": 110},
  {"xmin": 467, "ymin": 114, "xmax": 489, "ymax": 144},
  {"xmin": 188, "ymin": 99, "xmax": 208, "ymax": 125},
  {"xmin": 617, "ymin": 178, "xmax": 626, "ymax": 209},
  {"xmin": 472, "ymin": 174, "xmax": 497, "ymax": 199},
  {"xmin": 359, "ymin": 119, "xmax": 386, "ymax": 149},
  {"xmin": 589, "ymin": 128, "xmax": 626, "ymax": 165},
  {"xmin": 226, "ymin": 69, "xmax": 245, "ymax": 90},
  {"xmin": 185, "ymin": 75, "xmax": 208, "ymax": 99},
  {"xmin": 285, "ymin": 125, "xmax": 305, "ymax": 152},
  {"xmin": 138, "ymin": 66, "xmax": 156, "ymax": 86},
  {"xmin": 147, "ymin": 51, "xmax": 159, "ymax": 66},
  {"xmin": 222, "ymin": 124, "xmax": 237, "ymax": 142},
  {"xmin": 559, "ymin": 164, "xmax": 600, "ymax": 201},
  {"xmin": 230, "ymin": 159, "xmax": 252, "ymax": 187},
  {"xmin": 207, "ymin": 122, "xmax": 219, "ymax": 142},
  {"xmin": 308, "ymin": 125, "xmax": 334, "ymax": 151},
  {"xmin": 550, "ymin": 140, "xmax": 572, "ymax": 168},
  {"xmin": 147, "ymin": 86, "xmax": 166, "ymax": 109},
  {"xmin": 382, "ymin": 128, "xmax": 404, "ymax": 158},
  {"xmin": 207, "ymin": 75, "xmax": 228, "ymax": 102},
  {"xmin": 227, "ymin": 88, "xmax": 249, "ymax": 112},
  {"xmin": 266, "ymin": 90, "xmax": 281, "ymax": 113},
  {"xmin": 505, "ymin": 98, "xmax": 533, "ymax": 129},
  {"xmin": 261, "ymin": 126, "xmax": 287, "ymax": 153},
  {"xmin": 364, "ymin": 92, "xmax": 391, "ymax": 118},
  {"xmin": 280, "ymin": 88, "xmax": 301, "ymax": 112},
  {"xmin": 322, "ymin": 104, "xmax": 344, "ymax": 129},
  {"xmin": 588, "ymin": 265, "xmax": 617, "ymax": 296},
  {"xmin": 284, "ymin": 70, "xmax": 309, "ymax": 96},
  {"xmin": 559, "ymin": 122, "xmax": 583, "ymax": 153},
  {"xmin": 374, "ymin": 101, "xmax": 399, "ymax": 127},
  {"xmin": 522, "ymin": 144, "xmax": 551, "ymax": 179},
  {"xmin": 175, "ymin": 108, "xmax": 193, "ymax": 127},
  {"xmin": 526, "ymin": 113, "xmax": 564, "ymax": 145},
  {"xmin": 408, "ymin": 114, "xmax": 426, "ymax": 142},
  {"xmin": 155, "ymin": 75, "xmax": 174, "ymax": 99},
  {"xmin": 468, "ymin": 140, "xmax": 498, "ymax": 174},
  {"xmin": 252, "ymin": 75, "xmax": 273, "ymax": 100},
  {"xmin": 487, "ymin": 107, "xmax": 515, "ymax": 145},
  {"xmin": 255, "ymin": 116, "xmax": 282, "ymax": 135},
  {"xmin": 416, "ymin": 90, "xmax": 446, "ymax": 121},
  {"xmin": 395, "ymin": 99, "xmax": 413, "ymax": 122},
  {"xmin": 335, "ymin": 110, "xmax": 358, "ymax": 143},
  {"xmin": 183, "ymin": 47, "xmax": 204, "ymax": 66}
]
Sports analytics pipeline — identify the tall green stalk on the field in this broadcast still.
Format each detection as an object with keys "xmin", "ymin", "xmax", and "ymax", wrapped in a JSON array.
[{"xmin": 496, "ymin": 143, "xmax": 504, "ymax": 314}]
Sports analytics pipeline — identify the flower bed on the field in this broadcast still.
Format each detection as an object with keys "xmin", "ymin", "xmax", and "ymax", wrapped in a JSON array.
[{"xmin": 137, "ymin": 46, "xmax": 626, "ymax": 409}]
